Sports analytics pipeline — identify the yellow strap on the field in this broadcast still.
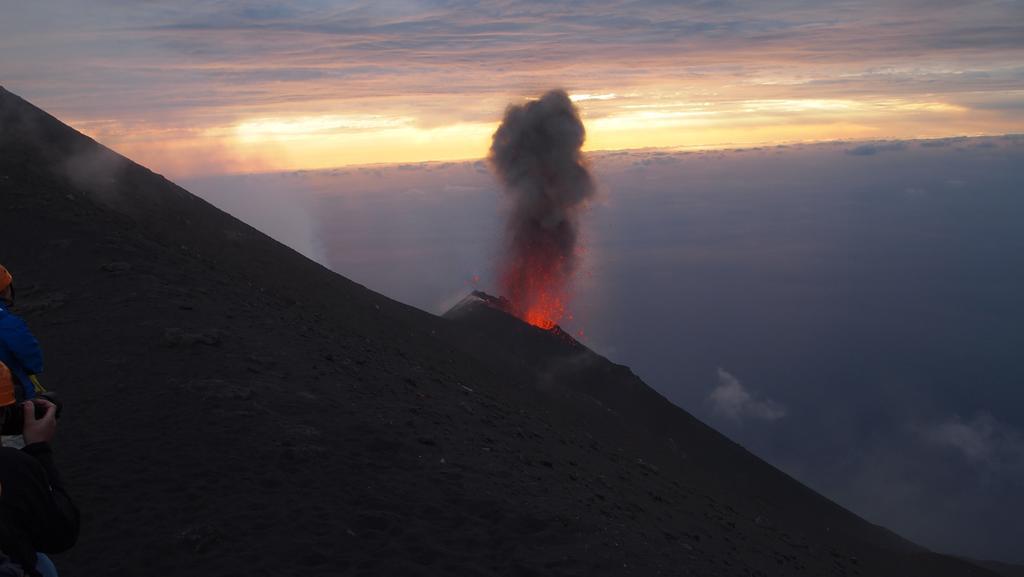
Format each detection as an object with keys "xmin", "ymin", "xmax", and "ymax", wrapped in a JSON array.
[{"xmin": 29, "ymin": 374, "xmax": 46, "ymax": 394}]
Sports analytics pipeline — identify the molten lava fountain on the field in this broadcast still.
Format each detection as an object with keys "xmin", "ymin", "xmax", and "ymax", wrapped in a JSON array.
[{"xmin": 489, "ymin": 90, "xmax": 595, "ymax": 329}]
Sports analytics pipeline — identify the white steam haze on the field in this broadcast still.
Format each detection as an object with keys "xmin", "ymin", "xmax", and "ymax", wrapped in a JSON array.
[
  {"xmin": 182, "ymin": 135, "xmax": 1024, "ymax": 564},
  {"xmin": 180, "ymin": 172, "xmax": 326, "ymax": 264},
  {"xmin": 919, "ymin": 413, "xmax": 1024, "ymax": 467},
  {"xmin": 709, "ymin": 368, "xmax": 787, "ymax": 422}
]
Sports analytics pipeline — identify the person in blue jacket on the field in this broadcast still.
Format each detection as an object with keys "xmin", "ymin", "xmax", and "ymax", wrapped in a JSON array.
[{"xmin": 0, "ymin": 264, "xmax": 44, "ymax": 401}]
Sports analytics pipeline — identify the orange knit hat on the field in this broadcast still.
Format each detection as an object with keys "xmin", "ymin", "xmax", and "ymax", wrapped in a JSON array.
[{"xmin": 0, "ymin": 264, "xmax": 11, "ymax": 293}]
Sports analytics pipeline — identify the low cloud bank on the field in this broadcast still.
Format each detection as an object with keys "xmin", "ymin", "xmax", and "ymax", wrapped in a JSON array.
[{"xmin": 845, "ymin": 141, "xmax": 908, "ymax": 156}]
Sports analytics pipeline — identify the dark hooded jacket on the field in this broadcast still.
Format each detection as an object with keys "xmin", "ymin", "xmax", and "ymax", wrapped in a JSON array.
[{"xmin": 0, "ymin": 442, "xmax": 79, "ymax": 573}]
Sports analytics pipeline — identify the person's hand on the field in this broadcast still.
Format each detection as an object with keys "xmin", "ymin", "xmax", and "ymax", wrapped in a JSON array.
[{"xmin": 22, "ymin": 398, "xmax": 57, "ymax": 445}]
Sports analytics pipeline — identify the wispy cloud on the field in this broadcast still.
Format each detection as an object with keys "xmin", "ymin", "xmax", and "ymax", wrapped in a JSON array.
[
  {"xmin": 919, "ymin": 413, "xmax": 1024, "ymax": 467},
  {"xmin": 2, "ymin": 0, "xmax": 1023, "ymax": 175},
  {"xmin": 709, "ymin": 368, "xmax": 787, "ymax": 422}
]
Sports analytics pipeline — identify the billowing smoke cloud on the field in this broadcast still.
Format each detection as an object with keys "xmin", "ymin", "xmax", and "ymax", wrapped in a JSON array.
[{"xmin": 488, "ymin": 89, "xmax": 595, "ymax": 328}]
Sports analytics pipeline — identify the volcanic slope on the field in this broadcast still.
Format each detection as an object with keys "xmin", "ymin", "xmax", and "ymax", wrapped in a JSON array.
[{"xmin": 0, "ymin": 85, "xmax": 1003, "ymax": 577}]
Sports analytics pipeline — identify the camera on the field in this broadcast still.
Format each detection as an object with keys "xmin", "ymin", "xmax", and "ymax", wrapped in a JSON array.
[{"xmin": 0, "ymin": 394, "xmax": 62, "ymax": 436}]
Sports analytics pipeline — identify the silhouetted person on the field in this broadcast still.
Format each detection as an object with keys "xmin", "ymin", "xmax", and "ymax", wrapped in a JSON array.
[{"xmin": 0, "ymin": 396, "xmax": 79, "ymax": 576}]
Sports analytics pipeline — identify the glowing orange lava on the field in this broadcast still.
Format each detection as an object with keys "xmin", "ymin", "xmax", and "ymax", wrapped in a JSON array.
[
  {"xmin": 523, "ymin": 292, "xmax": 564, "ymax": 330},
  {"xmin": 500, "ymin": 246, "xmax": 570, "ymax": 330}
]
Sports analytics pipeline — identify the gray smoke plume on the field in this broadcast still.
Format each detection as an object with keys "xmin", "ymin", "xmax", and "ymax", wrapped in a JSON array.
[{"xmin": 489, "ymin": 89, "xmax": 595, "ymax": 328}]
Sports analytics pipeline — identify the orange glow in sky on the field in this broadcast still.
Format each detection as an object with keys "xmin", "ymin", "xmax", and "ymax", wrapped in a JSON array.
[
  {"xmin": 75, "ymin": 92, "xmax": 1016, "ymax": 178},
  {"xmin": 2, "ymin": 1, "xmax": 1022, "ymax": 177}
]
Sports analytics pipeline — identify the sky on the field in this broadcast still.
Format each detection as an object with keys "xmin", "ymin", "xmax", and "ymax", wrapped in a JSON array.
[
  {"xmin": 2, "ymin": 0, "xmax": 1024, "ymax": 178},
  {"xmin": 182, "ymin": 136, "xmax": 1024, "ymax": 563}
]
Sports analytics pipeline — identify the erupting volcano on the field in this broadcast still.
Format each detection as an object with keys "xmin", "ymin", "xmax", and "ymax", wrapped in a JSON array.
[{"xmin": 489, "ymin": 90, "xmax": 595, "ymax": 329}]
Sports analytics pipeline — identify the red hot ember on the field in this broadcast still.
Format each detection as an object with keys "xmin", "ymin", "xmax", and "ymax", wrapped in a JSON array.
[{"xmin": 488, "ymin": 90, "xmax": 595, "ymax": 329}]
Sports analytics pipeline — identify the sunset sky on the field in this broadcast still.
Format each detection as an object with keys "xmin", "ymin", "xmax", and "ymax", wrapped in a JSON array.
[{"xmin": 2, "ymin": 0, "xmax": 1023, "ymax": 177}]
